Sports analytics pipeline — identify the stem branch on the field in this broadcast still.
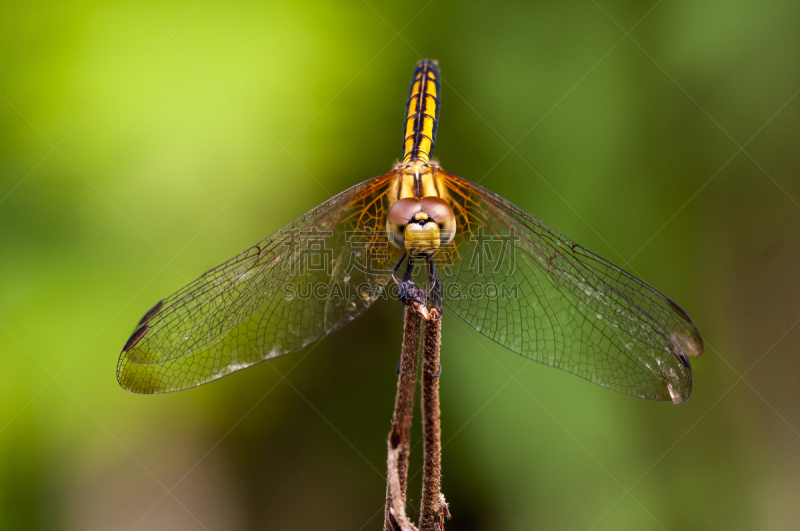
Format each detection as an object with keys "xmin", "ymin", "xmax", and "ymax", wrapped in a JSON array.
[
  {"xmin": 420, "ymin": 308, "xmax": 448, "ymax": 530},
  {"xmin": 385, "ymin": 302, "xmax": 425, "ymax": 531}
]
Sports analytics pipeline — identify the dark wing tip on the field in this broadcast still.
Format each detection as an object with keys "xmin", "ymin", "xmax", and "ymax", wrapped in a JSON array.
[
  {"xmin": 137, "ymin": 300, "xmax": 164, "ymax": 326},
  {"xmin": 122, "ymin": 325, "xmax": 149, "ymax": 353}
]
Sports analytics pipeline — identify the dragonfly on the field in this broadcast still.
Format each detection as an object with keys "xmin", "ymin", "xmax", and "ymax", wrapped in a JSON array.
[{"xmin": 118, "ymin": 60, "xmax": 703, "ymax": 404}]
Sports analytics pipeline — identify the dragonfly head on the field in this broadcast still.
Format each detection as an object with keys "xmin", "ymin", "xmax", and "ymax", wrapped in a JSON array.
[{"xmin": 387, "ymin": 197, "xmax": 455, "ymax": 256}]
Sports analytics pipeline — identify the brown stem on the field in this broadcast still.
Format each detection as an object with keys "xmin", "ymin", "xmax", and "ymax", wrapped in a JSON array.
[
  {"xmin": 385, "ymin": 302, "xmax": 426, "ymax": 531},
  {"xmin": 419, "ymin": 308, "xmax": 445, "ymax": 531}
]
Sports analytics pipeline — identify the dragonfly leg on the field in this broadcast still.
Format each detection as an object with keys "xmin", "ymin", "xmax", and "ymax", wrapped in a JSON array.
[
  {"xmin": 391, "ymin": 251, "xmax": 408, "ymax": 284},
  {"xmin": 426, "ymin": 257, "xmax": 442, "ymax": 309},
  {"xmin": 403, "ymin": 255, "xmax": 415, "ymax": 282},
  {"xmin": 393, "ymin": 252, "xmax": 426, "ymax": 306}
]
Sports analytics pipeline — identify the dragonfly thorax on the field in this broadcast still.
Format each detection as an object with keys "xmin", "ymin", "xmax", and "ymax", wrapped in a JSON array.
[{"xmin": 386, "ymin": 196, "xmax": 455, "ymax": 255}]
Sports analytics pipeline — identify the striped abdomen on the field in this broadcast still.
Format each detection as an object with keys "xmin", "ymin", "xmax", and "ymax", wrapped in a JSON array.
[{"xmin": 402, "ymin": 59, "xmax": 441, "ymax": 164}]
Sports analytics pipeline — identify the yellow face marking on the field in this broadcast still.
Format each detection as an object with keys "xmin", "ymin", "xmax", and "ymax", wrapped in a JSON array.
[{"xmin": 404, "ymin": 221, "xmax": 441, "ymax": 254}]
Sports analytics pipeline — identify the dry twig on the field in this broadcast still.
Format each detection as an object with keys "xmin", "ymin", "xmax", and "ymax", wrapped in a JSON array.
[
  {"xmin": 419, "ymin": 308, "xmax": 445, "ymax": 531},
  {"xmin": 385, "ymin": 301, "xmax": 425, "ymax": 531}
]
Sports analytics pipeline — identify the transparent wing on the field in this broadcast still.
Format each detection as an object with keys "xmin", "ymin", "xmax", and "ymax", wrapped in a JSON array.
[
  {"xmin": 438, "ymin": 170, "xmax": 703, "ymax": 404},
  {"xmin": 118, "ymin": 172, "xmax": 400, "ymax": 393}
]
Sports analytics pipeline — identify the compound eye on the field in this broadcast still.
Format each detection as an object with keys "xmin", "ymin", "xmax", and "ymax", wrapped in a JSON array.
[
  {"xmin": 419, "ymin": 197, "xmax": 452, "ymax": 221},
  {"xmin": 419, "ymin": 197, "xmax": 456, "ymax": 244},
  {"xmin": 388, "ymin": 198, "xmax": 421, "ymax": 225},
  {"xmin": 386, "ymin": 198, "xmax": 421, "ymax": 249}
]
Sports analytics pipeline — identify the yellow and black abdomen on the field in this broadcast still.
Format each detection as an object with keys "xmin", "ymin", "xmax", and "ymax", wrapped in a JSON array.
[{"xmin": 402, "ymin": 59, "xmax": 440, "ymax": 164}]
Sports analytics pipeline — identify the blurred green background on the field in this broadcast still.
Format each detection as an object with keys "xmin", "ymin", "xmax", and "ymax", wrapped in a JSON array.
[{"xmin": 2, "ymin": 0, "xmax": 800, "ymax": 529}]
